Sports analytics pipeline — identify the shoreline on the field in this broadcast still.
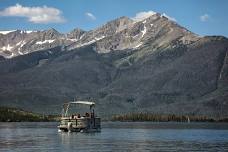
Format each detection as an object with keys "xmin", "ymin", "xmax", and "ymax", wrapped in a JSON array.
[
  {"xmin": 111, "ymin": 113, "xmax": 228, "ymax": 123},
  {"xmin": 1, "ymin": 106, "xmax": 227, "ymax": 123}
]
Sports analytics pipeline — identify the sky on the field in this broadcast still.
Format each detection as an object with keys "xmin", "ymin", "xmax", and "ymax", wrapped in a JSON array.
[{"xmin": 0, "ymin": 0, "xmax": 227, "ymax": 37}]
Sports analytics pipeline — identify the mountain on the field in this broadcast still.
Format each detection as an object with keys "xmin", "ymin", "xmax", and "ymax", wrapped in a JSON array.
[
  {"xmin": 0, "ymin": 13, "xmax": 227, "ymax": 119},
  {"xmin": 0, "ymin": 13, "xmax": 197, "ymax": 58}
]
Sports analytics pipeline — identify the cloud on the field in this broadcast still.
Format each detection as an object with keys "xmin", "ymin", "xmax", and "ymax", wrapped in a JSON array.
[
  {"xmin": 0, "ymin": 3, "xmax": 65, "ymax": 24},
  {"xmin": 85, "ymin": 12, "xmax": 96, "ymax": 20},
  {"xmin": 200, "ymin": 14, "xmax": 210, "ymax": 22},
  {"xmin": 161, "ymin": 13, "xmax": 177, "ymax": 22},
  {"xmin": 132, "ymin": 11, "xmax": 176, "ymax": 22},
  {"xmin": 132, "ymin": 11, "xmax": 157, "ymax": 21}
]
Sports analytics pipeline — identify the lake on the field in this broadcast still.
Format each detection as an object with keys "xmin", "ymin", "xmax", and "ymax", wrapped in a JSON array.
[{"xmin": 0, "ymin": 122, "xmax": 228, "ymax": 151}]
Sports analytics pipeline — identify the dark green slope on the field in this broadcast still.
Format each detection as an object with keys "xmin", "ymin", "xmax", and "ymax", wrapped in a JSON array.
[{"xmin": 0, "ymin": 37, "xmax": 227, "ymax": 119}]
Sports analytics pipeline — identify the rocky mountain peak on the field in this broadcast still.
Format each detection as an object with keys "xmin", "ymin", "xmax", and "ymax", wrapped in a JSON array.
[
  {"xmin": 69, "ymin": 28, "xmax": 85, "ymax": 34},
  {"xmin": 45, "ymin": 28, "xmax": 59, "ymax": 33},
  {"xmin": 100, "ymin": 16, "xmax": 134, "ymax": 34},
  {"xmin": 67, "ymin": 28, "xmax": 86, "ymax": 40},
  {"xmin": 42, "ymin": 28, "xmax": 61, "ymax": 36},
  {"xmin": 36, "ymin": 28, "xmax": 62, "ymax": 41}
]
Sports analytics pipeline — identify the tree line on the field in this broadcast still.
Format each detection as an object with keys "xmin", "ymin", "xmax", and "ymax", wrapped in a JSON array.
[
  {"xmin": 0, "ymin": 106, "xmax": 57, "ymax": 122},
  {"xmin": 111, "ymin": 112, "xmax": 228, "ymax": 122}
]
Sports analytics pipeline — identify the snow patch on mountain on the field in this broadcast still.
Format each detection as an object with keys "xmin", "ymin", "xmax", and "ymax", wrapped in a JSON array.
[
  {"xmin": 16, "ymin": 41, "xmax": 26, "ymax": 48},
  {"xmin": 20, "ymin": 30, "xmax": 36, "ymax": 34},
  {"xmin": 1, "ymin": 44, "xmax": 14, "ymax": 51},
  {"xmin": 67, "ymin": 38, "xmax": 78, "ymax": 42},
  {"xmin": 77, "ymin": 40, "xmax": 96, "ymax": 47},
  {"xmin": 18, "ymin": 50, "xmax": 24, "ymax": 55},
  {"xmin": 76, "ymin": 36, "xmax": 105, "ymax": 48},
  {"xmin": 5, "ymin": 52, "xmax": 15, "ymax": 58},
  {"xmin": 0, "ymin": 30, "xmax": 16, "ymax": 35},
  {"xmin": 133, "ymin": 42, "xmax": 143, "ymax": 49},
  {"xmin": 141, "ymin": 24, "xmax": 147, "ymax": 38},
  {"xmin": 36, "ymin": 40, "xmax": 55, "ymax": 45},
  {"xmin": 95, "ymin": 36, "xmax": 105, "ymax": 41}
]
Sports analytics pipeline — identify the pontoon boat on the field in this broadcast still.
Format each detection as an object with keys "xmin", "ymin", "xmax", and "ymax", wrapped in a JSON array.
[{"xmin": 58, "ymin": 101, "xmax": 101, "ymax": 132}]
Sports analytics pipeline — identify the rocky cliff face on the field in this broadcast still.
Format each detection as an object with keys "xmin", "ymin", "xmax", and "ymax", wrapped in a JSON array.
[
  {"xmin": 0, "ymin": 28, "xmax": 84, "ymax": 58},
  {"xmin": 0, "ymin": 14, "xmax": 227, "ymax": 118},
  {"xmin": 0, "ymin": 13, "xmax": 198, "ymax": 58}
]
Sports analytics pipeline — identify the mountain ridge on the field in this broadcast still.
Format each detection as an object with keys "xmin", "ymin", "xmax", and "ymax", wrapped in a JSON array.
[
  {"xmin": 0, "ymin": 13, "xmax": 202, "ymax": 58},
  {"xmin": 0, "ymin": 13, "xmax": 227, "ymax": 118}
]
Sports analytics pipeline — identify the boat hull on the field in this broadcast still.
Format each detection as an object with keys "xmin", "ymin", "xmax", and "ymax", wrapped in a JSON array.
[{"xmin": 58, "ymin": 117, "xmax": 101, "ymax": 132}]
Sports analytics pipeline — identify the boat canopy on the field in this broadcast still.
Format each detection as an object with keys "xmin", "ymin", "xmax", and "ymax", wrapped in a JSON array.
[{"xmin": 69, "ymin": 101, "xmax": 95, "ymax": 106}]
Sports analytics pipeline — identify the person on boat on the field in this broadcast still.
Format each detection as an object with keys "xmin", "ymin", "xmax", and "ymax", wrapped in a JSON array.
[
  {"xmin": 74, "ymin": 114, "xmax": 77, "ymax": 119},
  {"xmin": 91, "ymin": 112, "xmax": 94, "ymax": 118},
  {"xmin": 85, "ymin": 112, "xmax": 90, "ymax": 117}
]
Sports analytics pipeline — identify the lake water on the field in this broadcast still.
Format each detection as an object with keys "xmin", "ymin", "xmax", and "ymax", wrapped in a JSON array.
[{"xmin": 0, "ymin": 122, "xmax": 228, "ymax": 151}]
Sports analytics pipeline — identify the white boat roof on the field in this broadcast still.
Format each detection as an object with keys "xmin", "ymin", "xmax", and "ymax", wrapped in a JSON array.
[{"xmin": 69, "ymin": 101, "xmax": 95, "ymax": 106}]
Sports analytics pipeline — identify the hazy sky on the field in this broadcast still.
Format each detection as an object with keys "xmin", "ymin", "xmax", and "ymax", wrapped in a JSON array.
[{"xmin": 0, "ymin": 0, "xmax": 227, "ymax": 37}]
